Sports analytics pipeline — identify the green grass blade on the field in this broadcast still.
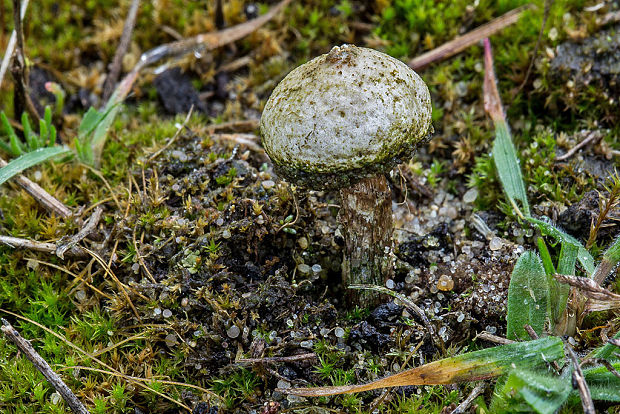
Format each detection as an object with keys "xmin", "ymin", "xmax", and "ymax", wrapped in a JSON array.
[
  {"xmin": 527, "ymin": 217, "xmax": 595, "ymax": 276},
  {"xmin": 21, "ymin": 112, "xmax": 36, "ymax": 150},
  {"xmin": 0, "ymin": 140, "xmax": 13, "ymax": 154},
  {"xmin": 537, "ymin": 238, "xmax": 555, "ymax": 276},
  {"xmin": 483, "ymin": 38, "xmax": 530, "ymax": 217},
  {"xmin": 39, "ymin": 118, "xmax": 48, "ymax": 148},
  {"xmin": 589, "ymin": 330, "xmax": 620, "ymax": 360},
  {"xmin": 592, "ymin": 237, "xmax": 620, "ymax": 284},
  {"xmin": 0, "ymin": 146, "xmax": 71, "ymax": 186},
  {"xmin": 492, "ymin": 122, "xmax": 530, "ymax": 217},
  {"xmin": 551, "ymin": 242, "xmax": 578, "ymax": 324},
  {"xmin": 506, "ymin": 251, "xmax": 550, "ymax": 340},
  {"xmin": 1, "ymin": 112, "xmax": 25, "ymax": 156}
]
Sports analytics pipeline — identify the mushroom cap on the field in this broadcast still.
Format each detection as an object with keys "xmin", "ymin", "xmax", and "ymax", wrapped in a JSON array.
[{"xmin": 260, "ymin": 44, "xmax": 433, "ymax": 190}]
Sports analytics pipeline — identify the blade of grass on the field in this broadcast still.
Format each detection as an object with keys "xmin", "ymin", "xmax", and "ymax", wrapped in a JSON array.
[
  {"xmin": 282, "ymin": 337, "xmax": 564, "ymax": 397},
  {"xmin": 0, "ymin": 146, "xmax": 70, "ymax": 186},
  {"xmin": 1, "ymin": 112, "xmax": 25, "ymax": 156},
  {"xmin": 483, "ymin": 38, "xmax": 530, "ymax": 218},
  {"xmin": 592, "ymin": 236, "xmax": 620, "ymax": 285},
  {"xmin": 506, "ymin": 251, "xmax": 550, "ymax": 340},
  {"xmin": 537, "ymin": 238, "xmax": 555, "ymax": 276},
  {"xmin": 527, "ymin": 217, "xmax": 595, "ymax": 276}
]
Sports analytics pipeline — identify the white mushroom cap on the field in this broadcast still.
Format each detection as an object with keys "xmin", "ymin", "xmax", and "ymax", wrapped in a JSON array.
[{"xmin": 260, "ymin": 44, "xmax": 433, "ymax": 190}]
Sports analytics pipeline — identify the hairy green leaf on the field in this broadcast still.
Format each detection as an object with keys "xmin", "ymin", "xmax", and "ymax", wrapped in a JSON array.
[
  {"xmin": 506, "ymin": 251, "xmax": 550, "ymax": 340},
  {"xmin": 501, "ymin": 369, "xmax": 571, "ymax": 414},
  {"xmin": 528, "ymin": 217, "xmax": 594, "ymax": 276}
]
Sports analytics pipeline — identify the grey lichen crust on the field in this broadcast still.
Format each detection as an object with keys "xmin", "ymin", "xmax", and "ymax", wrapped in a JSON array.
[{"xmin": 260, "ymin": 44, "xmax": 432, "ymax": 190}]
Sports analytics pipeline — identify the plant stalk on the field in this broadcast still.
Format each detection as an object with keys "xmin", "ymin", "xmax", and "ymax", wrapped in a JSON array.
[{"xmin": 339, "ymin": 175, "xmax": 393, "ymax": 307}]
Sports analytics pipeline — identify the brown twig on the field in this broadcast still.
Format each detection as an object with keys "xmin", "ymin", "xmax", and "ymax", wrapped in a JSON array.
[
  {"xmin": 513, "ymin": 0, "xmax": 553, "ymax": 97},
  {"xmin": 236, "ymin": 353, "xmax": 316, "ymax": 365},
  {"xmin": 408, "ymin": 5, "xmax": 533, "ymax": 71},
  {"xmin": 206, "ymin": 119, "xmax": 259, "ymax": 134},
  {"xmin": 0, "ymin": 235, "xmax": 87, "ymax": 257},
  {"xmin": 566, "ymin": 344, "xmax": 595, "ymax": 414},
  {"xmin": 555, "ymin": 131, "xmax": 602, "ymax": 162},
  {"xmin": 524, "ymin": 324, "xmax": 539, "ymax": 340},
  {"xmin": 56, "ymin": 207, "xmax": 103, "ymax": 259},
  {"xmin": 105, "ymin": 0, "xmax": 292, "ymax": 109},
  {"xmin": 10, "ymin": 0, "xmax": 40, "ymax": 121},
  {"xmin": 0, "ymin": 0, "xmax": 28, "ymax": 89},
  {"xmin": 0, "ymin": 157, "xmax": 73, "ymax": 218},
  {"xmin": 102, "ymin": 0, "xmax": 141, "ymax": 102},
  {"xmin": 1, "ymin": 319, "xmax": 89, "ymax": 414},
  {"xmin": 476, "ymin": 331, "xmax": 514, "ymax": 345},
  {"xmin": 450, "ymin": 382, "xmax": 487, "ymax": 414}
]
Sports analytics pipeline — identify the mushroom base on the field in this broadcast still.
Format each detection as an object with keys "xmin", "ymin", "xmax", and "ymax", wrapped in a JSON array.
[{"xmin": 339, "ymin": 175, "xmax": 394, "ymax": 307}]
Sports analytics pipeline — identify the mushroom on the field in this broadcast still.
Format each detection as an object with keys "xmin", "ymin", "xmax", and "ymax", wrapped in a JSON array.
[{"xmin": 260, "ymin": 44, "xmax": 433, "ymax": 307}]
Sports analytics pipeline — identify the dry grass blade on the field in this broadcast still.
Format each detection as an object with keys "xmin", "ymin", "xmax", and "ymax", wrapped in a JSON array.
[
  {"xmin": 555, "ymin": 274, "xmax": 620, "ymax": 302},
  {"xmin": 566, "ymin": 345, "xmax": 595, "ymax": 414},
  {"xmin": 409, "ymin": 5, "xmax": 533, "ymax": 71},
  {"xmin": 102, "ymin": 0, "xmax": 141, "ymax": 101},
  {"xmin": 282, "ymin": 337, "xmax": 563, "ymax": 397}
]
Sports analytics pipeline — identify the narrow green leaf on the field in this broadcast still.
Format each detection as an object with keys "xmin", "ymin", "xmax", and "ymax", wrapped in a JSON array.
[
  {"xmin": 502, "ymin": 369, "xmax": 571, "ymax": 414},
  {"xmin": 589, "ymin": 330, "xmax": 620, "ymax": 360},
  {"xmin": 21, "ymin": 112, "xmax": 35, "ymax": 150},
  {"xmin": 78, "ymin": 106, "xmax": 105, "ymax": 139},
  {"xmin": 492, "ymin": 121, "xmax": 530, "ymax": 217},
  {"xmin": 0, "ymin": 147, "xmax": 71, "ymax": 186},
  {"xmin": 551, "ymin": 242, "xmax": 577, "ymax": 324},
  {"xmin": 577, "ymin": 362, "xmax": 620, "ymax": 402},
  {"xmin": 1, "ymin": 112, "xmax": 25, "ymax": 156},
  {"xmin": 527, "ymin": 217, "xmax": 595, "ymax": 276},
  {"xmin": 0, "ymin": 140, "xmax": 12, "ymax": 154},
  {"xmin": 39, "ymin": 119, "xmax": 48, "ymax": 148},
  {"xmin": 91, "ymin": 103, "xmax": 121, "ymax": 167},
  {"xmin": 537, "ymin": 238, "xmax": 555, "ymax": 276},
  {"xmin": 507, "ymin": 251, "xmax": 550, "ymax": 340}
]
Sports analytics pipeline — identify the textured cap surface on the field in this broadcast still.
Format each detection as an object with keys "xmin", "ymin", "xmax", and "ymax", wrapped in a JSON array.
[{"xmin": 260, "ymin": 44, "xmax": 432, "ymax": 189}]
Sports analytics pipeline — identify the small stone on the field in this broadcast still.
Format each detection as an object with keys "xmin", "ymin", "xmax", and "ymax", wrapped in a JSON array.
[
  {"xmin": 463, "ymin": 188, "xmax": 478, "ymax": 203},
  {"xmin": 300, "ymin": 340, "xmax": 313, "ymax": 349},
  {"xmin": 215, "ymin": 218, "xmax": 224, "ymax": 226},
  {"xmin": 165, "ymin": 334, "xmax": 178, "ymax": 347},
  {"xmin": 297, "ymin": 263, "xmax": 311, "ymax": 274},
  {"xmin": 131, "ymin": 263, "xmax": 140, "ymax": 273},
  {"xmin": 489, "ymin": 237, "xmax": 503, "ymax": 251},
  {"xmin": 261, "ymin": 180, "xmax": 276, "ymax": 190},
  {"xmin": 75, "ymin": 290, "xmax": 87, "ymax": 302},
  {"xmin": 33, "ymin": 170, "xmax": 42, "ymax": 181},
  {"xmin": 385, "ymin": 279, "xmax": 395, "ymax": 289},
  {"xmin": 277, "ymin": 379, "xmax": 291, "ymax": 389},
  {"xmin": 297, "ymin": 237, "xmax": 309, "ymax": 249},
  {"xmin": 50, "ymin": 392, "xmax": 61, "ymax": 405},
  {"xmin": 227, "ymin": 325, "xmax": 240, "ymax": 339},
  {"xmin": 153, "ymin": 308, "xmax": 162, "ymax": 316},
  {"xmin": 222, "ymin": 229, "xmax": 231, "ymax": 239},
  {"xmin": 457, "ymin": 312, "xmax": 465, "ymax": 323},
  {"xmin": 162, "ymin": 309, "xmax": 172, "ymax": 318},
  {"xmin": 311, "ymin": 264, "xmax": 322, "ymax": 273},
  {"xmin": 334, "ymin": 327, "xmax": 345, "ymax": 338}
]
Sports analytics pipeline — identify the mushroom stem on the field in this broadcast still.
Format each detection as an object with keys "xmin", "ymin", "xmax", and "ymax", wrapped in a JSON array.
[{"xmin": 339, "ymin": 175, "xmax": 394, "ymax": 307}]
